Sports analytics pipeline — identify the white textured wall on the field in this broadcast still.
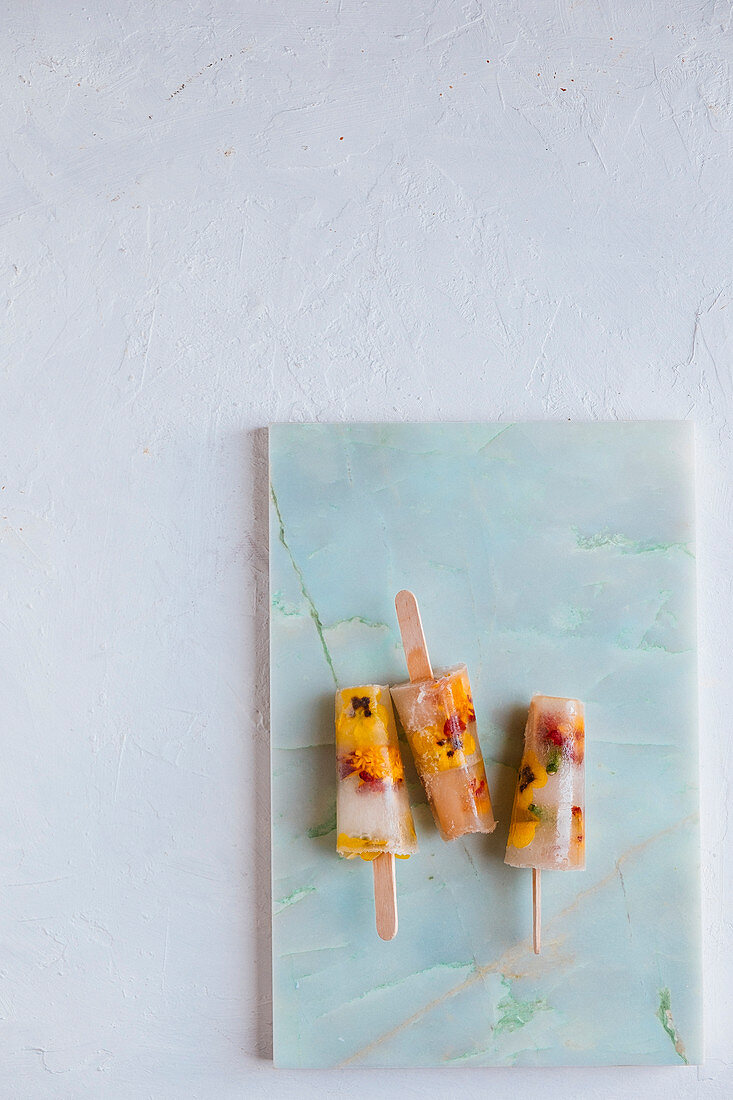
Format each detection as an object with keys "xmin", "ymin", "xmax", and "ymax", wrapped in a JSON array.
[{"xmin": 1, "ymin": 2, "xmax": 730, "ymax": 1097}]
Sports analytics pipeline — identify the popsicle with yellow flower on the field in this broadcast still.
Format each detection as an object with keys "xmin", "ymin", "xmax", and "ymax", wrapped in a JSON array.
[{"xmin": 335, "ymin": 685, "xmax": 417, "ymax": 939}]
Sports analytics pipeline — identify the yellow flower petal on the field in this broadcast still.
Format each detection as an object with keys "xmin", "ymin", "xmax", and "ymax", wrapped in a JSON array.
[
  {"xmin": 508, "ymin": 820, "xmax": 538, "ymax": 848},
  {"xmin": 337, "ymin": 832, "xmax": 386, "ymax": 856},
  {"xmin": 509, "ymin": 751, "xmax": 548, "ymax": 845}
]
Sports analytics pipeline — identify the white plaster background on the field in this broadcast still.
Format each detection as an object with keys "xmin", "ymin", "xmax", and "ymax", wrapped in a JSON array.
[{"xmin": 1, "ymin": 1, "xmax": 730, "ymax": 1097}]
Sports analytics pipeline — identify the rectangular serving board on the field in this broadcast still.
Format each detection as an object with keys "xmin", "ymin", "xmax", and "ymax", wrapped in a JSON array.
[{"xmin": 268, "ymin": 422, "xmax": 701, "ymax": 1068}]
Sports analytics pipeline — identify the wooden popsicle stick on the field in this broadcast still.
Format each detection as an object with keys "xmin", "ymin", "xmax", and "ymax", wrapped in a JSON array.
[
  {"xmin": 373, "ymin": 852, "xmax": 398, "ymax": 940},
  {"xmin": 532, "ymin": 867, "xmax": 541, "ymax": 954},
  {"xmin": 394, "ymin": 590, "xmax": 434, "ymax": 682}
]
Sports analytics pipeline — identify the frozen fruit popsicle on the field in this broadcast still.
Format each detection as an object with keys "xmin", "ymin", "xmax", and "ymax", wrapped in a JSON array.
[
  {"xmin": 391, "ymin": 591, "xmax": 496, "ymax": 842},
  {"xmin": 504, "ymin": 694, "xmax": 585, "ymax": 953},
  {"xmin": 335, "ymin": 684, "xmax": 417, "ymax": 939}
]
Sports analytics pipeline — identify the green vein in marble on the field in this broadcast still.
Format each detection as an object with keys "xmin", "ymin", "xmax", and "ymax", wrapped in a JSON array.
[
  {"xmin": 448, "ymin": 977, "xmax": 551, "ymax": 1062},
  {"xmin": 657, "ymin": 988, "xmax": 689, "ymax": 1064},
  {"xmin": 476, "ymin": 423, "xmax": 513, "ymax": 452},
  {"xmin": 281, "ymin": 943, "xmax": 348, "ymax": 959},
  {"xmin": 637, "ymin": 639, "xmax": 692, "ymax": 654},
  {"xmin": 461, "ymin": 844, "xmax": 480, "ymax": 878},
  {"xmin": 494, "ymin": 977, "xmax": 549, "ymax": 1036},
  {"xmin": 270, "ymin": 483, "xmax": 338, "ymax": 686},
  {"xmin": 273, "ymin": 607, "xmax": 394, "ymax": 634},
  {"xmin": 324, "ymin": 615, "xmax": 392, "ymax": 632},
  {"xmin": 444, "ymin": 1046, "xmax": 493, "ymax": 1065},
  {"xmin": 428, "ymin": 560, "xmax": 467, "ymax": 575},
  {"xmin": 574, "ymin": 528, "xmax": 694, "ymax": 558},
  {"xmin": 616, "ymin": 864, "xmax": 632, "ymax": 933},
  {"xmin": 615, "ymin": 632, "xmax": 692, "ymax": 654},
  {"xmin": 274, "ymin": 886, "xmax": 315, "ymax": 914},
  {"xmin": 307, "ymin": 803, "xmax": 336, "ymax": 838},
  {"xmin": 272, "ymin": 590, "xmax": 303, "ymax": 617}
]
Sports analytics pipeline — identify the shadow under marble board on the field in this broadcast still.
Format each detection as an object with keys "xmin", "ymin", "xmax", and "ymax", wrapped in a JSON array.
[{"xmin": 268, "ymin": 422, "xmax": 701, "ymax": 1069}]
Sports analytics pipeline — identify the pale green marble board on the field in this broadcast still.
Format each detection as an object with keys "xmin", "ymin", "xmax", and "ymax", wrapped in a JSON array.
[{"xmin": 268, "ymin": 422, "xmax": 701, "ymax": 1068}]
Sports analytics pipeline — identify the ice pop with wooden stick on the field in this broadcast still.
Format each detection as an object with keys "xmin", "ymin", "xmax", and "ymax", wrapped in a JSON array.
[
  {"xmin": 335, "ymin": 685, "xmax": 418, "ymax": 940},
  {"xmin": 504, "ymin": 695, "xmax": 585, "ymax": 954},
  {"xmin": 391, "ymin": 590, "xmax": 496, "ymax": 841}
]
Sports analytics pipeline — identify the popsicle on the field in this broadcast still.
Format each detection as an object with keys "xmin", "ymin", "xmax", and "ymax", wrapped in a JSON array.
[
  {"xmin": 391, "ymin": 590, "xmax": 496, "ymax": 841},
  {"xmin": 335, "ymin": 684, "xmax": 418, "ymax": 939},
  {"xmin": 504, "ymin": 694, "xmax": 585, "ymax": 953}
]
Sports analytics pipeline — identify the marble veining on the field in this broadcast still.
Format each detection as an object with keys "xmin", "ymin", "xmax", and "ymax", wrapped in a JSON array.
[{"xmin": 269, "ymin": 422, "xmax": 701, "ymax": 1068}]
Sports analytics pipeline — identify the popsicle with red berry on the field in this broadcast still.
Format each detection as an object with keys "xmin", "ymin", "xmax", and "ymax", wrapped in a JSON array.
[
  {"xmin": 504, "ymin": 695, "xmax": 586, "ymax": 953},
  {"xmin": 391, "ymin": 591, "xmax": 496, "ymax": 841}
]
